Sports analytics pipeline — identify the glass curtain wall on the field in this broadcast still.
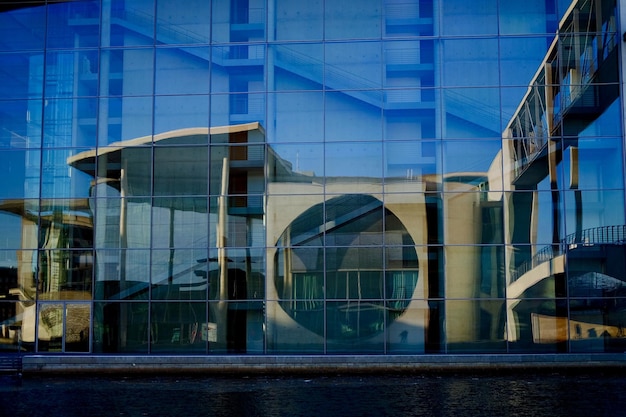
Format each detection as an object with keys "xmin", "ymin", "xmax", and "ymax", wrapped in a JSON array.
[{"xmin": 0, "ymin": 0, "xmax": 623, "ymax": 355}]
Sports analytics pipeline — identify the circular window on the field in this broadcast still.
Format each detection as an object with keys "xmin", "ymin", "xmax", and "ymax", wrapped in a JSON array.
[{"xmin": 274, "ymin": 194, "xmax": 418, "ymax": 340}]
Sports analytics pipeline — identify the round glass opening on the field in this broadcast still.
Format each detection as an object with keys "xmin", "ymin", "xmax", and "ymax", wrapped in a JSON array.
[{"xmin": 274, "ymin": 194, "xmax": 418, "ymax": 340}]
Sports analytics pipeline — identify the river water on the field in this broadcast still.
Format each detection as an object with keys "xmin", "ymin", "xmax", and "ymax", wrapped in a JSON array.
[{"xmin": 1, "ymin": 371, "xmax": 625, "ymax": 416}]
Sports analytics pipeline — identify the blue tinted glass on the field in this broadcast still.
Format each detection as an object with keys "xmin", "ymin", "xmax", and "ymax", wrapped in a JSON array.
[
  {"xmin": 0, "ymin": 5, "xmax": 46, "ymax": 51},
  {"xmin": 275, "ymin": 0, "xmax": 323, "ymax": 41},
  {"xmin": 98, "ymin": 96, "xmax": 153, "ymax": 146},
  {"xmin": 156, "ymin": 0, "xmax": 211, "ymax": 45},
  {"xmin": 325, "ymin": 0, "xmax": 382, "ymax": 40},
  {"xmin": 441, "ymin": 0, "xmax": 497, "ymax": 36},
  {"xmin": 100, "ymin": 48, "xmax": 154, "ymax": 96},
  {"xmin": 106, "ymin": 0, "xmax": 156, "ymax": 47},
  {"xmin": 47, "ymin": 0, "xmax": 100, "ymax": 49},
  {"xmin": 325, "ymin": 42, "xmax": 382, "ymax": 90},
  {"xmin": 155, "ymin": 46, "xmax": 210, "ymax": 95},
  {"xmin": 43, "ymin": 98, "xmax": 98, "ymax": 148},
  {"xmin": 499, "ymin": 0, "xmax": 558, "ymax": 35},
  {"xmin": 325, "ymin": 91, "xmax": 383, "ymax": 142},
  {"xmin": 0, "ymin": 52, "xmax": 43, "ymax": 100},
  {"xmin": 45, "ymin": 50, "xmax": 99, "ymax": 98},
  {"xmin": 154, "ymin": 95, "xmax": 209, "ymax": 136},
  {"xmin": 500, "ymin": 37, "xmax": 554, "ymax": 87},
  {"xmin": 442, "ymin": 88, "xmax": 501, "ymax": 138},
  {"xmin": 0, "ymin": 99, "xmax": 42, "ymax": 148},
  {"xmin": 0, "ymin": 149, "xmax": 40, "ymax": 199},
  {"xmin": 442, "ymin": 38, "xmax": 499, "ymax": 87},
  {"xmin": 270, "ymin": 43, "xmax": 324, "ymax": 91},
  {"xmin": 269, "ymin": 92, "xmax": 324, "ymax": 143}
]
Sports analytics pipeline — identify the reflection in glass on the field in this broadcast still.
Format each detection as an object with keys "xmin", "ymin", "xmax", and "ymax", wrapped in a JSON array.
[
  {"xmin": 94, "ymin": 302, "xmax": 150, "ymax": 354},
  {"xmin": 444, "ymin": 299, "xmax": 506, "ymax": 353},
  {"xmin": 150, "ymin": 302, "xmax": 207, "ymax": 353}
]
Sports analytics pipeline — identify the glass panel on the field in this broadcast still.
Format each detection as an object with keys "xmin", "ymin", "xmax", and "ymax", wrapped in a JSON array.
[
  {"xmin": 500, "ymin": 37, "xmax": 554, "ymax": 87},
  {"xmin": 151, "ymin": 197, "xmax": 208, "ymax": 248},
  {"xmin": 0, "ymin": 149, "xmax": 40, "ymax": 199},
  {"xmin": 499, "ymin": 0, "xmax": 558, "ymax": 35},
  {"xmin": 445, "ymin": 246, "xmax": 505, "ymax": 298},
  {"xmin": 441, "ymin": 0, "xmax": 498, "ymax": 36},
  {"xmin": 37, "ymin": 302, "xmax": 63, "ymax": 352},
  {"xmin": 569, "ymin": 298, "xmax": 626, "ymax": 353},
  {"xmin": 105, "ymin": 0, "xmax": 155, "ymax": 48},
  {"xmin": 443, "ymin": 193, "xmax": 503, "ymax": 245},
  {"xmin": 268, "ymin": 143, "xmax": 324, "ymax": 187},
  {"xmin": 442, "ymin": 139, "xmax": 503, "ymax": 190},
  {"xmin": 442, "ymin": 38, "xmax": 498, "ymax": 88},
  {"xmin": 325, "ymin": 142, "xmax": 383, "ymax": 182},
  {"xmin": 0, "ymin": 202, "xmax": 39, "ymax": 250},
  {"xmin": 211, "ymin": 45, "xmax": 265, "ymax": 94},
  {"xmin": 326, "ymin": 300, "xmax": 385, "ymax": 353},
  {"xmin": 442, "ymin": 88, "xmax": 501, "ymax": 139},
  {"xmin": 207, "ymin": 300, "xmax": 264, "ymax": 354},
  {"xmin": 269, "ymin": 92, "xmax": 323, "ymax": 143},
  {"xmin": 45, "ymin": 50, "xmax": 99, "ymax": 98},
  {"xmin": 155, "ymin": 46, "xmax": 210, "ymax": 95},
  {"xmin": 268, "ymin": 196, "xmax": 324, "ymax": 250},
  {"xmin": 153, "ymin": 95, "xmax": 209, "ymax": 136},
  {"xmin": 0, "ymin": 301, "xmax": 23, "ymax": 352},
  {"xmin": 47, "ymin": 0, "xmax": 100, "ymax": 49},
  {"xmin": 325, "ymin": 0, "xmax": 382, "ymax": 40},
  {"xmin": 153, "ymin": 146, "xmax": 208, "ymax": 196},
  {"xmin": 0, "ymin": 52, "xmax": 43, "ymax": 100},
  {"xmin": 384, "ymin": 140, "xmax": 440, "ymax": 185},
  {"xmin": 98, "ymin": 96, "xmax": 153, "ymax": 146},
  {"xmin": 386, "ymin": 299, "xmax": 429, "ymax": 353},
  {"xmin": 40, "ymin": 148, "xmax": 93, "ymax": 199},
  {"xmin": 0, "ymin": 99, "xmax": 42, "ymax": 149},
  {"xmin": 43, "ymin": 97, "xmax": 98, "ymax": 148},
  {"xmin": 150, "ymin": 302, "xmax": 207, "ymax": 353},
  {"xmin": 210, "ymin": 93, "xmax": 265, "ymax": 127},
  {"xmin": 90, "ymin": 148, "xmax": 153, "ymax": 198},
  {"xmin": 444, "ymin": 299, "xmax": 506, "ymax": 353},
  {"xmin": 507, "ymin": 244, "xmax": 566, "ymax": 298},
  {"xmin": 275, "ymin": 0, "xmax": 322, "ymax": 41},
  {"xmin": 561, "ymin": 137, "xmax": 624, "ymax": 190},
  {"xmin": 326, "ymin": 246, "xmax": 384, "ymax": 274},
  {"xmin": 93, "ymin": 301, "xmax": 150, "ymax": 353},
  {"xmin": 385, "ymin": 0, "xmax": 434, "ymax": 34},
  {"xmin": 0, "ymin": 249, "xmax": 36, "ymax": 302},
  {"xmin": 325, "ymin": 42, "xmax": 382, "ymax": 91},
  {"xmin": 156, "ymin": 0, "xmax": 211, "ymax": 45},
  {"xmin": 65, "ymin": 303, "xmax": 90, "ymax": 352},
  {"xmin": 100, "ymin": 48, "xmax": 154, "ymax": 96},
  {"xmin": 564, "ymin": 189, "xmax": 625, "ymax": 239},
  {"xmin": 505, "ymin": 190, "xmax": 566, "ymax": 245},
  {"xmin": 94, "ymin": 250, "xmax": 151, "ymax": 301},
  {"xmin": 325, "ymin": 91, "xmax": 383, "ymax": 142},
  {"xmin": 37, "ymin": 249, "xmax": 93, "ymax": 301},
  {"xmin": 151, "ymin": 248, "xmax": 208, "ymax": 300},
  {"xmin": 0, "ymin": 6, "xmax": 46, "ymax": 51},
  {"xmin": 507, "ymin": 298, "xmax": 568, "ymax": 352},
  {"xmin": 383, "ymin": 40, "xmax": 434, "ymax": 89},
  {"xmin": 325, "ymin": 197, "xmax": 384, "ymax": 246},
  {"xmin": 266, "ymin": 300, "xmax": 324, "ymax": 354},
  {"xmin": 270, "ymin": 44, "xmax": 324, "ymax": 91}
]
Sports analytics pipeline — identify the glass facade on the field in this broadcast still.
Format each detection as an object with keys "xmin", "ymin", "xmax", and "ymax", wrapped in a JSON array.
[{"xmin": 0, "ymin": 0, "xmax": 624, "ymax": 356}]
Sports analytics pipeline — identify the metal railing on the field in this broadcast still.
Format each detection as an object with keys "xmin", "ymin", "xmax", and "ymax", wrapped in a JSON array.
[{"xmin": 511, "ymin": 225, "xmax": 626, "ymax": 281}]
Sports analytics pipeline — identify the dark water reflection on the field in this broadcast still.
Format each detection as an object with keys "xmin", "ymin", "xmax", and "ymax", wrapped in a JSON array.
[{"xmin": 1, "ymin": 372, "xmax": 626, "ymax": 417}]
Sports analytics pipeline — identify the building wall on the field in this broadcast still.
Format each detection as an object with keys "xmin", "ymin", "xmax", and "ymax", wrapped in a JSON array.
[{"xmin": 0, "ymin": 0, "xmax": 624, "ymax": 356}]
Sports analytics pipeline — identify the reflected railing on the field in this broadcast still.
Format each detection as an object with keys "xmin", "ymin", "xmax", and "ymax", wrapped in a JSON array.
[{"xmin": 511, "ymin": 225, "xmax": 626, "ymax": 281}]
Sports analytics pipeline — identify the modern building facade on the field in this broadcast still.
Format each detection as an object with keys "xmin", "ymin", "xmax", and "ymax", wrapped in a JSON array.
[{"xmin": 0, "ymin": 0, "xmax": 625, "ymax": 363}]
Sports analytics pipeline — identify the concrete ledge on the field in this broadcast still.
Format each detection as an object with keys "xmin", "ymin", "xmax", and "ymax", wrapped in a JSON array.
[{"xmin": 19, "ymin": 353, "xmax": 626, "ymax": 375}]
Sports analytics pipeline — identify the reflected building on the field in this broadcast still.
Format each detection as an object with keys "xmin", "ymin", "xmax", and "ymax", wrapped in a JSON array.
[{"xmin": 0, "ymin": 0, "xmax": 625, "ymax": 361}]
